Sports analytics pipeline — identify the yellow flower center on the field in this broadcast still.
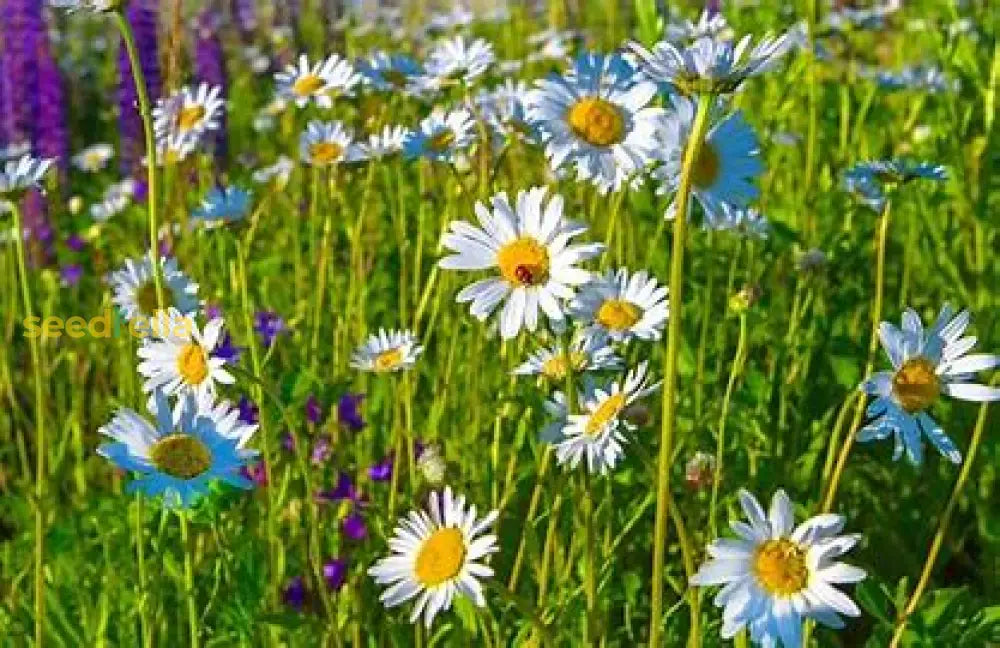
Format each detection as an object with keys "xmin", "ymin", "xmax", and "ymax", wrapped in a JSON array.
[
  {"xmin": 414, "ymin": 527, "xmax": 466, "ymax": 587},
  {"xmin": 428, "ymin": 129, "xmax": 456, "ymax": 152},
  {"xmin": 374, "ymin": 347, "xmax": 405, "ymax": 372},
  {"xmin": 177, "ymin": 105, "xmax": 206, "ymax": 132},
  {"xmin": 149, "ymin": 434, "xmax": 212, "ymax": 479},
  {"xmin": 177, "ymin": 343, "xmax": 209, "ymax": 385},
  {"xmin": 85, "ymin": 152, "xmax": 103, "ymax": 168},
  {"xmin": 540, "ymin": 351, "xmax": 587, "ymax": 380},
  {"xmin": 691, "ymin": 142, "xmax": 721, "ymax": 189},
  {"xmin": 585, "ymin": 393, "xmax": 626, "ymax": 436},
  {"xmin": 566, "ymin": 97, "xmax": 625, "ymax": 147},
  {"xmin": 383, "ymin": 69, "xmax": 408, "ymax": 88},
  {"xmin": 496, "ymin": 237, "xmax": 550, "ymax": 287},
  {"xmin": 310, "ymin": 141, "xmax": 344, "ymax": 165},
  {"xmin": 892, "ymin": 356, "xmax": 940, "ymax": 413},
  {"xmin": 292, "ymin": 74, "xmax": 324, "ymax": 96},
  {"xmin": 135, "ymin": 280, "xmax": 170, "ymax": 316},
  {"xmin": 596, "ymin": 299, "xmax": 642, "ymax": 331},
  {"xmin": 753, "ymin": 538, "xmax": 809, "ymax": 596}
]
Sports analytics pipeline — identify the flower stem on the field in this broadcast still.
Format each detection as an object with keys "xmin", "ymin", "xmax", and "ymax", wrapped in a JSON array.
[
  {"xmin": 888, "ymin": 398, "xmax": 992, "ymax": 647},
  {"xmin": 582, "ymin": 469, "xmax": 598, "ymax": 643},
  {"xmin": 135, "ymin": 494, "xmax": 151, "ymax": 648},
  {"xmin": 649, "ymin": 92, "xmax": 713, "ymax": 648},
  {"xmin": 179, "ymin": 512, "xmax": 200, "ymax": 648}
]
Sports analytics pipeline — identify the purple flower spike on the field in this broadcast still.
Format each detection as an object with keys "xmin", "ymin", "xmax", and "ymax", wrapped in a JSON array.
[
  {"xmin": 323, "ymin": 558, "xmax": 348, "ymax": 592},
  {"xmin": 305, "ymin": 395, "xmax": 323, "ymax": 424},
  {"xmin": 337, "ymin": 393, "xmax": 366, "ymax": 432},
  {"xmin": 117, "ymin": 0, "xmax": 161, "ymax": 176},
  {"xmin": 341, "ymin": 513, "xmax": 367, "ymax": 541},
  {"xmin": 368, "ymin": 455, "xmax": 393, "ymax": 482},
  {"xmin": 194, "ymin": 9, "xmax": 228, "ymax": 162}
]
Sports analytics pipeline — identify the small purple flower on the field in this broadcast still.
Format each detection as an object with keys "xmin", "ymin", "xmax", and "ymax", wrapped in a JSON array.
[
  {"xmin": 65, "ymin": 234, "xmax": 85, "ymax": 252},
  {"xmin": 203, "ymin": 302, "xmax": 222, "ymax": 320},
  {"xmin": 310, "ymin": 436, "xmax": 332, "ymax": 465},
  {"xmin": 337, "ymin": 393, "xmax": 366, "ymax": 432},
  {"xmin": 316, "ymin": 472, "xmax": 361, "ymax": 504},
  {"xmin": 237, "ymin": 396, "xmax": 259, "ymax": 425},
  {"xmin": 323, "ymin": 558, "xmax": 348, "ymax": 592},
  {"xmin": 282, "ymin": 433, "xmax": 296, "ymax": 452},
  {"xmin": 253, "ymin": 310, "xmax": 287, "ymax": 347},
  {"xmin": 282, "ymin": 576, "xmax": 306, "ymax": 610},
  {"xmin": 60, "ymin": 264, "xmax": 83, "ymax": 286},
  {"xmin": 341, "ymin": 513, "xmax": 367, "ymax": 541},
  {"xmin": 368, "ymin": 455, "xmax": 393, "ymax": 482},
  {"xmin": 239, "ymin": 460, "xmax": 268, "ymax": 487},
  {"xmin": 305, "ymin": 394, "xmax": 323, "ymax": 424},
  {"xmin": 214, "ymin": 332, "xmax": 243, "ymax": 363}
]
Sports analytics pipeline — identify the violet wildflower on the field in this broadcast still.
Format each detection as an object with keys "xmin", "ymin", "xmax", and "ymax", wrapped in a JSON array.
[
  {"xmin": 337, "ymin": 393, "xmax": 366, "ymax": 432},
  {"xmin": 253, "ymin": 310, "xmax": 287, "ymax": 347},
  {"xmin": 310, "ymin": 436, "xmax": 332, "ymax": 465},
  {"xmin": 240, "ymin": 460, "xmax": 269, "ymax": 487},
  {"xmin": 323, "ymin": 558, "xmax": 348, "ymax": 592},
  {"xmin": 61, "ymin": 264, "xmax": 83, "ymax": 286},
  {"xmin": 237, "ymin": 396, "xmax": 259, "ymax": 425},
  {"xmin": 214, "ymin": 332, "xmax": 243, "ymax": 363},
  {"xmin": 65, "ymin": 234, "xmax": 85, "ymax": 252},
  {"xmin": 316, "ymin": 472, "xmax": 362, "ymax": 504},
  {"xmin": 305, "ymin": 394, "xmax": 323, "ymax": 424},
  {"xmin": 368, "ymin": 455, "xmax": 393, "ymax": 482},
  {"xmin": 341, "ymin": 512, "xmax": 367, "ymax": 540},
  {"xmin": 282, "ymin": 576, "xmax": 306, "ymax": 610}
]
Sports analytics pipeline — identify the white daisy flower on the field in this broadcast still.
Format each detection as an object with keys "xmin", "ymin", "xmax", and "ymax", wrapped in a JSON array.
[
  {"xmin": 859, "ymin": 304, "xmax": 1000, "ymax": 465},
  {"xmin": 251, "ymin": 155, "xmax": 295, "ymax": 187},
  {"xmin": 108, "ymin": 255, "xmax": 200, "ymax": 322},
  {"xmin": 691, "ymin": 489, "xmax": 866, "ymax": 648},
  {"xmin": 90, "ymin": 178, "xmax": 135, "ymax": 222},
  {"xmin": 653, "ymin": 95, "xmax": 762, "ymax": 221},
  {"xmin": 275, "ymin": 53, "xmax": 360, "ymax": 108},
  {"xmin": 152, "ymin": 131, "xmax": 198, "ymax": 166},
  {"xmin": 527, "ymin": 29, "xmax": 576, "ymax": 62},
  {"xmin": 136, "ymin": 310, "xmax": 235, "ymax": 406},
  {"xmin": 570, "ymin": 268, "xmax": 669, "ymax": 343},
  {"xmin": 49, "ymin": 0, "xmax": 120, "ymax": 12},
  {"xmin": 358, "ymin": 52, "xmax": 424, "ymax": 93},
  {"xmin": 528, "ymin": 53, "xmax": 663, "ymax": 194},
  {"xmin": 512, "ymin": 333, "xmax": 622, "ymax": 380},
  {"xmin": 153, "ymin": 83, "xmax": 224, "ymax": 142},
  {"xmin": 191, "ymin": 186, "xmax": 252, "ymax": 227},
  {"xmin": 402, "ymin": 108, "xmax": 476, "ymax": 163},
  {"xmin": 97, "ymin": 389, "xmax": 258, "ymax": 509},
  {"xmin": 708, "ymin": 203, "xmax": 770, "ymax": 238},
  {"xmin": 352, "ymin": 125, "xmax": 410, "ymax": 162},
  {"xmin": 351, "ymin": 328, "xmax": 424, "ymax": 373},
  {"xmin": 664, "ymin": 9, "xmax": 734, "ymax": 43},
  {"xmin": 545, "ymin": 361, "xmax": 660, "ymax": 474},
  {"xmin": 424, "ymin": 36, "xmax": 495, "ymax": 85},
  {"xmin": 479, "ymin": 79, "xmax": 541, "ymax": 145},
  {"xmin": 299, "ymin": 120, "xmax": 355, "ymax": 167},
  {"xmin": 368, "ymin": 487, "xmax": 498, "ymax": 628},
  {"xmin": 439, "ymin": 186, "xmax": 606, "ymax": 339},
  {"xmin": 842, "ymin": 159, "xmax": 947, "ymax": 211},
  {"xmin": 0, "ymin": 155, "xmax": 53, "ymax": 197},
  {"xmin": 72, "ymin": 143, "xmax": 115, "ymax": 173}
]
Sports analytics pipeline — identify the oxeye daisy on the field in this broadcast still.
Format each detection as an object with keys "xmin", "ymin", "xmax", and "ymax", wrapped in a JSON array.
[
  {"xmin": 358, "ymin": 52, "xmax": 424, "ymax": 93},
  {"xmin": 570, "ymin": 268, "xmax": 669, "ymax": 343},
  {"xmin": 0, "ymin": 154, "xmax": 53, "ymax": 197},
  {"xmin": 153, "ymin": 83, "xmax": 224, "ymax": 141},
  {"xmin": 545, "ymin": 362, "xmax": 660, "ymax": 474},
  {"xmin": 664, "ymin": 9, "xmax": 733, "ymax": 43},
  {"xmin": 49, "ymin": 0, "xmax": 120, "ymax": 12},
  {"xmin": 72, "ymin": 143, "xmax": 114, "ymax": 172},
  {"xmin": 709, "ymin": 203, "xmax": 770, "ymax": 238},
  {"xmin": 300, "ymin": 120, "xmax": 355, "ymax": 167},
  {"xmin": 630, "ymin": 26, "xmax": 804, "ymax": 95},
  {"xmin": 858, "ymin": 304, "xmax": 1000, "ymax": 465},
  {"xmin": 439, "ymin": 186, "xmax": 605, "ymax": 339},
  {"xmin": 108, "ymin": 255, "xmax": 200, "ymax": 322},
  {"xmin": 136, "ymin": 310, "xmax": 235, "ymax": 406},
  {"xmin": 153, "ymin": 131, "xmax": 198, "ymax": 165},
  {"xmin": 90, "ymin": 178, "xmax": 135, "ymax": 222},
  {"xmin": 479, "ymin": 79, "xmax": 540, "ymax": 145},
  {"xmin": 528, "ymin": 53, "xmax": 663, "ymax": 194},
  {"xmin": 275, "ymin": 53, "xmax": 360, "ymax": 108},
  {"xmin": 367, "ymin": 487, "xmax": 498, "ymax": 628},
  {"xmin": 512, "ymin": 333, "xmax": 622, "ymax": 380},
  {"xmin": 842, "ymin": 159, "xmax": 947, "ymax": 210},
  {"xmin": 424, "ymin": 36, "xmax": 495, "ymax": 86},
  {"xmin": 353, "ymin": 125, "xmax": 409, "ymax": 162},
  {"xmin": 251, "ymin": 156, "xmax": 295, "ymax": 187},
  {"xmin": 97, "ymin": 390, "xmax": 258, "ymax": 508},
  {"xmin": 402, "ymin": 108, "xmax": 476, "ymax": 163},
  {"xmin": 191, "ymin": 186, "xmax": 252, "ymax": 227},
  {"xmin": 351, "ymin": 329, "xmax": 424, "ymax": 373},
  {"xmin": 653, "ymin": 95, "xmax": 762, "ymax": 221},
  {"xmin": 691, "ymin": 489, "xmax": 865, "ymax": 648}
]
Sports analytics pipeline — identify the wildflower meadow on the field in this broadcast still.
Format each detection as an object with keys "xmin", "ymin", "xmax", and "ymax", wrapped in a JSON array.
[{"xmin": 2, "ymin": 0, "xmax": 1000, "ymax": 645}]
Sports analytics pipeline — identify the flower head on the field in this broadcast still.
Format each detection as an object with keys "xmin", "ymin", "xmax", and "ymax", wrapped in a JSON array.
[
  {"xmin": 153, "ymin": 83, "xmax": 224, "ymax": 144},
  {"xmin": 423, "ymin": 36, "xmax": 495, "ymax": 87},
  {"xmin": 351, "ymin": 329, "xmax": 423, "ymax": 373},
  {"xmin": 107, "ymin": 255, "xmax": 200, "ymax": 322},
  {"xmin": 0, "ymin": 155, "xmax": 53, "ymax": 198},
  {"xmin": 513, "ymin": 333, "xmax": 622, "ymax": 380},
  {"xmin": 403, "ymin": 108, "xmax": 476, "ymax": 163},
  {"xmin": 570, "ymin": 268, "xmax": 669, "ymax": 343},
  {"xmin": 300, "ymin": 120, "xmax": 355, "ymax": 167},
  {"xmin": 191, "ymin": 186, "xmax": 251, "ymax": 226},
  {"xmin": 275, "ymin": 53, "xmax": 360, "ymax": 108},
  {"xmin": 72, "ymin": 144, "xmax": 115, "ymax": 172}
]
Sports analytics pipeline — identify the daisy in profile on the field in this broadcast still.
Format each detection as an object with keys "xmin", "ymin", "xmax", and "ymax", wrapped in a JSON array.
[
  {"xmin": 858, "ymin": 304, "xmax": 1000, "ymax": 465},
  {"xmin": 0, "ymin": 154, "xmax": 52, "ymax": 197},
  {"xmin": 652, "ymin": 96, "xmax": 762, "ymax": 221},
  {"xmin": 528, "ymin": 53, "xmax": 663, "ymax": 194},
  {"xmin": 90, "ymin": 178, "xmax": 135, "ymax": 222},
  {"xmin": 843, "ymin": 159, "xmax": 947, "ymax": 210},
  {"xmin": 358, "ymin": 52, "xmax": 424, "ymax": 93},
  {"xmin": 108, "ymin": 255, "xmax": 199, "ymax": 322},
  {"xmin": 709, "ymin": 203, "xmax": 770, "ymax": 238},
  {"xmin": 570, "ymin": 268, "xmax": 668, "ymax": 343},
  {"xmin": 439, "ymin": 186, "xmax": 605, "ymax": 339},
  {"xmin": 513, "ymin": 333, "xmax": 622, "ymax": 380},
  {"xmin": 300, "ymin": 120, "xmax": 355, "ymax": 167},
  {"xmin": 629, "ymin": 25, "xmax": 803, "ymax": 95},
  {"xmin": 545, "ymin": 362, "xmax": 660, "ymax": 473},
  {"xmin": 368, "ymin": 487, "xmax": 498, "ymax": 628},
  {"xmin": 72, "ymin": 143, "xmax": 114, "ymax": 172},
  {"xmin": 352, "ymin": 125, "xmax": 409, "ymax": 162},
  {"xmin": 97, "ymin": 390, "xmax": 258, "ymax": 508},
  {"xmin": 153, "ymin": 83, "xmax": 224, "ymax": 144},
  {"xmin": 479, "ymin": 79, "xmax": 540, "ymax": 145},
  {"xmin": 664, "ymin": 9, "xmax": 733, "ymax": 43},
  {"xmin": 691, "ymin": 489, "xmax": 865, "ymax": 647},
  {"xmin": 191, "ymin": 186, "xmax": 252, "ymax": 227},
  {"xmin": 402, "ymin": 108, "xmax": 476, "ymax": 163},
  {"xmin": 251, "ymin": 156, "xmax": 295, "ymax": 188},
  {"xmin": 275, "ymin": 53, "xmax": 360, "ymax": 108},
  {"xmin": 423, "ymin": 36, "xmax": 495, "ymax": 86},
  {"xmin": 137, "ymin": 309, "xmax": 235, "ymax": 405},
  {"xmin": 49, "ymin": 0, "xmax": 119, "ymax": 12},
  {"xmin": 351, "ymin": 329, "xmax": 423, "ymax": 373}
]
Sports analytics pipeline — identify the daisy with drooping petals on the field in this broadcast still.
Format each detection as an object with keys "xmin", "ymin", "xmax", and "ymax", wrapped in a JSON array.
[
  {"xmin": 691, "ymin": 489, "xmax": 865, "ymax": 648},
  {"xmin": 424, "ymin": 36, "xmax": 495, "ymax": 86},
  {"xmin": 98, "ymin": 389, "xmax": 258, "ymax": 508},
  {"xmin": 300, "ymin": 120, "xmax": 355, "ymax": 167},
  {"xmin": 0, "ymin": 155, "xmax": 53, "ymax": 197},
  {"xmin": 439, "ymin": 186, "xmax": 605, "ymax": 339},
  {"xmin": 136, "ymin": 310, "xmax": 235, "ymax": 405},
  {"xmin": 72, "ymin": 143, "xmax": 115, "ymax": 172},
  {"xmin": 352, "ymin": 125, "xmax": 409, "ymax": 162},
  {"xmin": 368, "ymin": 487, "xmax": 498, "ymax": 628},
  {"xmin": 402, "ymin": 108, "xmax": 476, "ymax": 163},
  {"xmin": 570, "ymin": 268, "xmax": 669, "ymax": 343},
  {"xmin": 858, "ymin": 304, "xmax": 1000, "ymax": 465},
  {"xmin": 275, "ymin": 53, "xmax": 360, "ymax": 108},
  {"xmin": 653, "ymin": 95, "xmax": 762, "ymax": 221},
  {"xmin": 153, "ymin": 83, "xmax": 224, "ymax": 142},
  {"xmin": 191, "ymin": 185, "xmax": 252, "ymax": 226},
  {"xmin": 358, "ymin": 52, "xmax": 424, "ymax": 93},
  {"xmin": 528, "ymin": 53, "xmax": 663, "ymax": 194},
  {"xmin": 108, "ymin": 255, "xmax": 200, "ymax": 322},
  {"xmin": 842, "ymin": 159, "xmax": 947, "ymax": 211},
  {"xmin": 512, "ymin": 333, "xmax": 622, "ymax": 380},
  {"xmin": 545, "ymin": 361, "xmax": 660, "ymax": 473},
  {"xmin": 351, "ymin": 329, "xmax": 424, "ymax": 373}
]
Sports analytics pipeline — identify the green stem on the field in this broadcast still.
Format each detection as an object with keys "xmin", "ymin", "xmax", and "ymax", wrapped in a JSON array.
[
  {"xmin": 649, "ymin": 93, "xmax": 714, "ymax": 648},
  {"xmin": 178, "ymin": 512, "xmax": 200, "ymax": 648},
  {"xmin": 582, "ymin": 470, "xmax": 598, "ymax": 643},
  {"xmin": 135, "ymin": 495, "xmax": 151, "ymax": 648},
  {"xmin": 708, "ymin": 312, "xmax": 748, "ymax": 539}
]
